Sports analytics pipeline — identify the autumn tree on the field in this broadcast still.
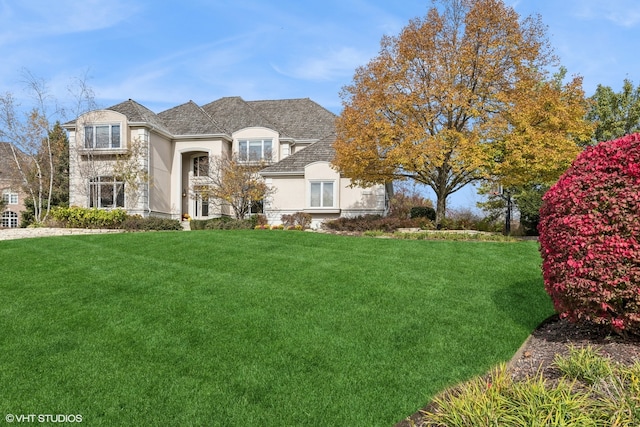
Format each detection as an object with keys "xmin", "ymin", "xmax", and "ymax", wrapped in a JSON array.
[
  {"xmin": 193, "ymin": 155, "xmax": 274, "ymax": 220},
  {"xmin": 587, "ymin": 79, "xmax": 640, "ymax": 143},
  {"xmin": 333, "ymin": 0, "xmax": 587, "ymax": 226}
]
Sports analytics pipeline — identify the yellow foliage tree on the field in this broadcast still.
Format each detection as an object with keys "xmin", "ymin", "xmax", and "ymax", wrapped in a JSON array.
[
  {"xmin": 333, "ymin": 0, "xmax": 590, "ymax": 225},
  {"xmin": 193, "ymin": 155, "xmax": 273, "ymax": 220}
]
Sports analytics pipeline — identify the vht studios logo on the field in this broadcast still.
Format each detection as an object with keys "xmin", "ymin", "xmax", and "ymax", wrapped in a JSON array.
[{"xmin": 5, "ymin": 414, "xmax": 83, "ymax": 423}]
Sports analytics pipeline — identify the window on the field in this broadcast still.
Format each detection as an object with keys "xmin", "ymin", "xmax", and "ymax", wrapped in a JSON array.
[
  {"xmin": 193, "ymin": 156, "xmax": 209, "ymax": 177},
  {"xmin": 310, "ymin": 181, "xmax": 334, "ymax": 208},
  {"xmin": 2, "ymin": 191, "xmax": 18, "ymax": 205},
  {"xmin": 195, "ymin": 195, "xmax": 209, "ymax": 217},
  {"xmin": 1, "ymin": 211, "xmax": 18, "ymax": 228},
  {"xmin": 250, "ymin": 199, "xmax": 263, "ymax": 215},
  {"xmin": 89, "ymin": 176, "xmax": 125, "ymax": 208},
  {"xmin": 84, "ymin": 124, "xmax": 121, "ymax": 149},
  {"xmin": 238, "ymin": 139, "xmax": 272, "ymax": 162}
]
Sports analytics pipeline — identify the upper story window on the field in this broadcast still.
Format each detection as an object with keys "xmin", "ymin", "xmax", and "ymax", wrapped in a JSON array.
[
  {"xmin": 310, "ymin": 181, "xmax": 334, "ymax": 208},
  {"xmin": 84, "ymin": 124, "xmax": 121, "ymax": 149},
  {"xmin": 193, "ymin": 156, "xmax": 209, "ymax": 177},
  {"xmin": 2, "ymin": 190, "xmax": 18, "ymax": 205},
  {"xmin": 238, "ymin": 139, "xmax": 272, "ymax": 162}
]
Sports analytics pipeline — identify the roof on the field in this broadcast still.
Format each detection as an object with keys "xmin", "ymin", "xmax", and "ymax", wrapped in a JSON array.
[
  {"xmin": 248, "ymin": 98, "xmax": 336, "ymax": 140},
  {"xmin": 157, "ymin": 101, "xmax": 226, "ymax": 135},
  {"xmin": 200, "ymin": 96, "xmax": 281, "ymax": 135},
  {"xmin": 260, "ymin": 134, "xmax": 336, "ymax": 175},
  {"xmin": 107, "ymin": 99, "xmax": 170, "ymax": 134}
]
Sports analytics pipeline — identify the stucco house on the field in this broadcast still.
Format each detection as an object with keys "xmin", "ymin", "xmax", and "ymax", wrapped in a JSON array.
[
  {"xmin": 0, "ymin": 142, "xmax": 28, "ymax": 228},
  {"xmin": 63, "ymin": 97, "xmax": 386, "ymax": 227}
]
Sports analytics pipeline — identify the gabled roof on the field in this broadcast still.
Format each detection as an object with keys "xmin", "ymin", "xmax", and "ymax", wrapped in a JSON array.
[
  {"xmin": 107, "ymin": 99, "xmax": 170, "ymax": 134},
  {"xmin": 201, "ymin": 96, "xmax": 281, "ymax": 135},
  {"xmin": 248, "ymin": 98, "xmax": 336, "ymax": 140},
  {"xmin": 260, "ymin": 134, "xmax": 336, "ymax": 175},
  {"xmin": 157, "ymin": 101, "xmax": 226, "ymax": 136}
]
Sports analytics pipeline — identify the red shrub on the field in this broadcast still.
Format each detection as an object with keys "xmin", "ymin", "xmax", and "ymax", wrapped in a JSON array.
[{"xmin": 539, "ymin": 133, "xmax": 640, "ymax": 335}]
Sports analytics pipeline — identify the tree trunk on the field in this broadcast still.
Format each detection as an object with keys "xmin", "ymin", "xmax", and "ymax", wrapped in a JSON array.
[{"xmin": 435, "ymin": 192, "xmax": 447, "ymax": 229}]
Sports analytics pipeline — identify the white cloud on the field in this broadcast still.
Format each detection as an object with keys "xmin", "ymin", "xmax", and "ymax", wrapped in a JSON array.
[
  {"xmin": 0, "ymin": 0, "xmax": 139, "ymax": 45},
  {"xmin": 272, "ymin": 47, "xmax": 371, "ymax": 81},
  {"xmin": 571, "ymin": 0, "xmax": 640, "ymax": 27}
]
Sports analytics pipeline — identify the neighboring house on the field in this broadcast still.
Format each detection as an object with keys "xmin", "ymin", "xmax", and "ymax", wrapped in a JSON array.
[
  {"xmin": 0, "ymin": 142, "xmax": 27, "ymax": 228},
  {"xmin": 63, "ymin": 97, "xmax": 386, "ymax": 227}
]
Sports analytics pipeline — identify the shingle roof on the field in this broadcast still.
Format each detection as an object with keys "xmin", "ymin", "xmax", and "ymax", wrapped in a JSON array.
[
  {"xmin": 260, "ymin": 134, "xmax": 336, "ymax": 175},
  {"xmin": 107, "ymin": 99, "xmax": 170, "ymax": 134},
  {"xmin": 201, "ymin": 97, "xmax": 281, "ymax": 134},
  {"xmin": 248, "ymin": 98, "xmax": 336, "ymax": 140},
  {"xmin": 157, "ymin": 101, "xmax": 226, "ymax": 135}
]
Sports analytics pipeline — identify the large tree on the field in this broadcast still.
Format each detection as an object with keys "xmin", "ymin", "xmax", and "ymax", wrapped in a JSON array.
[
  {"xmin": 587, "ymin": 79, "xmax": 640, "ymax": 143},
  {"xmin": 333, "ymin": 0, "xmax": 587, "ymax": 225}
]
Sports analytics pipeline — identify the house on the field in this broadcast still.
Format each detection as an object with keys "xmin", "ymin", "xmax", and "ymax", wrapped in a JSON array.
[
  {"xmin": 63, "ymin": 97, "xmax": 386, "ymax": 228},
  {"xmin": 0, "ymin": 142, "xmax": 28, "ymax": 228}
]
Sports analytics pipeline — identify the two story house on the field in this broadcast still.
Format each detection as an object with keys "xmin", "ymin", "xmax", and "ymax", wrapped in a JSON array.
[
  {"xmin": 63, "ymin": 97, "xmax": 386, "ymax": 228},
  {"xmin": 0, "ymin": 142, "xmax": 27, "ymax": 228}
]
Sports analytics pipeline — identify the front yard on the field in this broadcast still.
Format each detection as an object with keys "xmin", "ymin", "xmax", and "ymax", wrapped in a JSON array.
[{"xmin": 0, "ymin": 231, "xmax": 552, "ymax": 426}]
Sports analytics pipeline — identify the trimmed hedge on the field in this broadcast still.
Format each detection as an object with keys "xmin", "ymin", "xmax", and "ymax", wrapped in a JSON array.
[
  {"xmin": 50, "ymin": 207, "xmax": 181, "ymax": 231},
  {"xmin": 324, "ymin": 215, "xmax": 434, "ymax": 232},
  {"xmin": 539, "ymin": 133, "xmax": 640, "ymax": 335}
]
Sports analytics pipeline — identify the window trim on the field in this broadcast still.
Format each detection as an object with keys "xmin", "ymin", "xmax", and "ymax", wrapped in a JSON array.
[{"xmin": 84, "ymin": 123, "xmax": 122, "ymax": 150}]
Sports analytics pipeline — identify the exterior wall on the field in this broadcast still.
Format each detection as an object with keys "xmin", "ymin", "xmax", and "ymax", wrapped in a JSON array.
[
  {"xmin": 263, "ymin": 175, "xmax": 305, "ymax": 224},
  {"xmin": 264, "ymin": 161, "xmax": 386, "ymax": 229},
  {"xmin": 69, "ymin": 110, "xmax": 130, "ymax": 209},
  {"xmin": 148, "ymin": 130, "xmax": 173, "ymax": 217}
]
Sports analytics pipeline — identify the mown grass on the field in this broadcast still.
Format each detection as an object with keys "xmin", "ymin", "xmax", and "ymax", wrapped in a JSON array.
[{"xmin": 0, "ymin": 230, "xmax": 552, "ymax": 426}]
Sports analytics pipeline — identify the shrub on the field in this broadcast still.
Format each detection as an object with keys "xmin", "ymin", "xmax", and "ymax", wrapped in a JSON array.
[
  {"xmin": 281, "ymin": 212, "xmax": 313, "ymax": 229},
  {"xmin": 410, "ymin": 206, "xmax": 436, "ymax": 221},
  {"xmin": 50, "ymin": 206, "xmax": 127, "ymax": 229},
  {"xmin": 324, "ymin": 215, "xmax": 433, "ymax": 232},
  {"xmin": 120, "ymin": 216, "xmax": 182, "ymax": 231},
  {"xmin": 204, "ymin": 217, "xmax": 253, "ymax": 230},
  {"xmin": 539, "ymin": 133, "xmax": 640, "ymax": 335}
]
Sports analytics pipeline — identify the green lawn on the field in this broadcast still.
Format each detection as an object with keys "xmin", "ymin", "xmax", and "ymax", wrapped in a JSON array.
[{"xmin": 0, "ymin": 230, "xmax": 553, "ymax": 426}]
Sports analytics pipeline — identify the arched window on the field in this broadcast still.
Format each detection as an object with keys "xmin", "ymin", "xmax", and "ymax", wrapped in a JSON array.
[{"xmin": 1, "ymin": 211, "xmax": 18, "ymax": 228}]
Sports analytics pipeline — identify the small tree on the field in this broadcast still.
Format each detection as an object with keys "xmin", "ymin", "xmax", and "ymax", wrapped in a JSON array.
[{"xmin": 193, "ymin": 155, "xmax": 274, "ymax": 220}]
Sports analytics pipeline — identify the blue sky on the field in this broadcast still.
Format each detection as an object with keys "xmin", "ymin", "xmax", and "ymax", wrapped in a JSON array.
[{"xmin": 2, "ymin": 0, "xmax": 639, "ymax": 209}]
